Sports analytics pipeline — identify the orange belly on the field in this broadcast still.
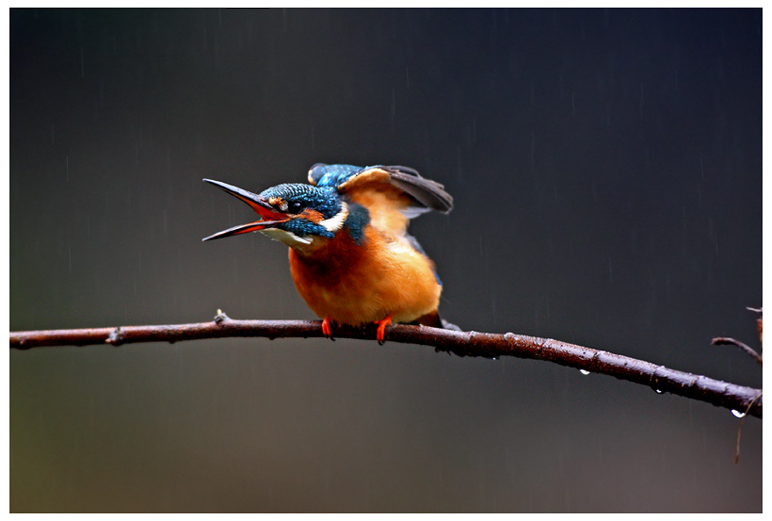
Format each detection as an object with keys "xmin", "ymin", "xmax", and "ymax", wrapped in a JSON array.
[{"xmin": 288, "ymin": 227, "xmax": 441, "ymax": 326}]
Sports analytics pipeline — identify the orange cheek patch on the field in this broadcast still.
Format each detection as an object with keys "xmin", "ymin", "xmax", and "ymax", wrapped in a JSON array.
[{"xmin": 299, "ymin": 208, "xmax": 324, "ymax": 223}]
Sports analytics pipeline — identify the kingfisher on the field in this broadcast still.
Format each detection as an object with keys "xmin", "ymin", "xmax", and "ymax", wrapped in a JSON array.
[{"xmin": 202, "ymin": 163, "xmax": 454, "ymax": 343}]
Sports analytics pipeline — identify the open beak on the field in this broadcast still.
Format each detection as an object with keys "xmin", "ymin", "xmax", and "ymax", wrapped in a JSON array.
[{"xmin": 202, "ymin": 178, "xmax": 290, "ymax": 241}]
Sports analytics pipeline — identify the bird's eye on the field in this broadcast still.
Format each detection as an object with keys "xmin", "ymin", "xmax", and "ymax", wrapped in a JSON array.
[{"xmin": 288, "ymin": 201, "xmax": 304, "ymax": 214}]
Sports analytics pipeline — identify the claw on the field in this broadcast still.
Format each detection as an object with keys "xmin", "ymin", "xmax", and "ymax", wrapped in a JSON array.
[
  {"xmin": 375, "ymin": 316, "xmax": 392, "ymax": 345},
  {"xmin": 322, "ymin": 316, "xmax": 335, "ymax": 341}
]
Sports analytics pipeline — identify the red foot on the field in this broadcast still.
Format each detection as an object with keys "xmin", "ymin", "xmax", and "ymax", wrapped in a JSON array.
[
  {"xmin": 322, "ymin": 316, "xmax": 335, "ymax": 341},
  {"xmin": 375, "ymin": 316, "xmax": 393, "ymax": 345}
]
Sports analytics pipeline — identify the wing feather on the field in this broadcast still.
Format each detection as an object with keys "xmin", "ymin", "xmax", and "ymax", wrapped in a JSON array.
[
  {"xmin": 385, "ymin": 168, "xmax": 453, "ymax": 213},
  {"xmin": 307, "ymin": 163, "xmax": 453, "ymax": 235}
]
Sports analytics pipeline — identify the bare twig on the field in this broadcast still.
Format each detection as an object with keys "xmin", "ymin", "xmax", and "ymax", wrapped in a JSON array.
[
  {"xmin": 711, "ymin": 307, "xmax": 763, "ymax": 365},
  {"xmin": 711, "ymin": 337, "xmax": 762, "ymax": 365},
  {"xmin": 734, "ymin": 391, "xmax": 762, "ymax": 464},
  {"xmin": 10, "ymin": 313, "xmax": 762, "ymax": 419}
]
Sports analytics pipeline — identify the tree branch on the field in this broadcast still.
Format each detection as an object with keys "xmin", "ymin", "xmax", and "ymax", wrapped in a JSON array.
[{"xmin": 10, "ymin": 313, "xmax": 762, "ymax": 419}]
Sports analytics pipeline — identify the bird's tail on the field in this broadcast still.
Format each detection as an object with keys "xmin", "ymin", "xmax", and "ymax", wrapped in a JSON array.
[{"xmin": 414, "ymin": 310, "xmax": 461, "ymax": 331}]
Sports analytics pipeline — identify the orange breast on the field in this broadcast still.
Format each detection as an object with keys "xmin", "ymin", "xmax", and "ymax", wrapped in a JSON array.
[{"xmin": 288, "ymin": 227, "xmax": 441, "ymax": 326}]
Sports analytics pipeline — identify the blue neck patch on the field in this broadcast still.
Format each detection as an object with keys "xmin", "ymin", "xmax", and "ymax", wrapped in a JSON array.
[{"xmin": 343, "ymin": 203, "xmax": 370, "ymax": 245}]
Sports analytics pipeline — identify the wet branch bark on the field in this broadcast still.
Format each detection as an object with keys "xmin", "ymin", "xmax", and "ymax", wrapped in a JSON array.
[{"xmin": 10, "ymin": 313, "xmax": 762, "ymax": 419}]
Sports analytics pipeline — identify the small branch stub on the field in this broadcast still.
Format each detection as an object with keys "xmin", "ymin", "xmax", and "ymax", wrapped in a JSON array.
[
  {"xmin": 106, "ymin": 327, "xmax": 123, "ymax": 346},
  {"xmin": 214, "ymin": 309, "xmax": 229, "ymax": 324}
]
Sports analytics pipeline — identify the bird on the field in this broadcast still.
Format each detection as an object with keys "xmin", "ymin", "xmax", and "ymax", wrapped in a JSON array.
[{"xmin": 202, "ymin": 163, "xmax": 454, "ymax": 343}]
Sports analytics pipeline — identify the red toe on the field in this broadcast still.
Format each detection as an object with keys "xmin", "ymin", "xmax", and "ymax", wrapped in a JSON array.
[
  {"xmin": 375, "ymin": 316, "xmax": 392, "ymax": 344},
  {"xmin": 322, "ymin": 316, "xmax": 334, "ymax": 339}
]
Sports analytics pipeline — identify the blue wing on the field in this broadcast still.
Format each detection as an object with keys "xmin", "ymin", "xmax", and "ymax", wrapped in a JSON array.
[
  {"xmin": 307, "ymin": 163, "xmax": 453, "ymax": 214},
  {"xmin": 307, "ymin": 163, "xmax": 362, "ymax": 188}
]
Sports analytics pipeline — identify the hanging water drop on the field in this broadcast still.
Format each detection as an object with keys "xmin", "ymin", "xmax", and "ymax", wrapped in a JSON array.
[
  {"xmin": 579, "ymin": 369, "xmax": 591, "ymax": 375},
  {"xmin": 731, "ymin": 409, "xmax": 746, "ymax": 418}
]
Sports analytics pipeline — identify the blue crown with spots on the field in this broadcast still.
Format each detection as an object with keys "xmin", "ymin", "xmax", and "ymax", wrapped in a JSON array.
[{"xmin": 259, "ymin": 183, "xmax": 341, "ymax": 219}]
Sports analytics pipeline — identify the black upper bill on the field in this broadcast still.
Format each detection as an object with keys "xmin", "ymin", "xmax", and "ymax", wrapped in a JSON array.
[{"xmin": 202, "ymin": 178, "xmax": 291, "ymax": 241}]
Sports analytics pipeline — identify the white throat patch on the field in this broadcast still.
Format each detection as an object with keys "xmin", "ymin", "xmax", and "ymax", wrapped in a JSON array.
[
  {"xmin": 258, "ymin": 202, "xmax": 348, "ymax": 251},
  {"xmin": 319, "ymin": 202, "xmax": 349, "ymax": 233},
  {"xmin": 259, "ymin": 228, "xmax": 312, "ymax": 247}
]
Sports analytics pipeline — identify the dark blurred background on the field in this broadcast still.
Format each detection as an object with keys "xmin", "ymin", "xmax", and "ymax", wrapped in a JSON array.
[{"xmin": 10, "ymin": 8, "xmax": 761, "ymax": 512}]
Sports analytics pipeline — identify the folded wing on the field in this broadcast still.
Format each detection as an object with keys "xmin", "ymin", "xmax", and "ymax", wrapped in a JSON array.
[{"xmin": 308, "ymin": 163, "xmax": 453, "ymax": 234}]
